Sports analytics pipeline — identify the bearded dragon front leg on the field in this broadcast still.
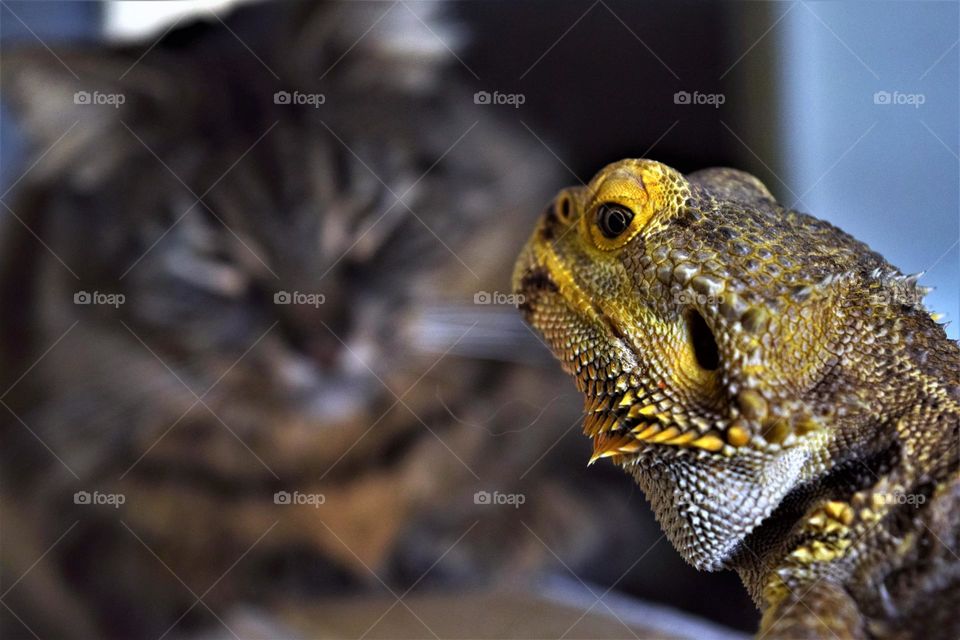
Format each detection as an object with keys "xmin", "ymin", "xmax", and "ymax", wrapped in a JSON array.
[
  {"xmin": 762, "ymin": 580, "xmax": 864, "ymax": 640},
  {"xmin": 754, "ymin": 496, "xmax": 876, "ymax": 639}
]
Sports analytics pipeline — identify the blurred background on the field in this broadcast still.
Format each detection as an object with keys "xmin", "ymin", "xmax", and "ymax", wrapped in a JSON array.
[{"xmin": 1, "ymin": 2, "xmax": 956, "ymax": 639}]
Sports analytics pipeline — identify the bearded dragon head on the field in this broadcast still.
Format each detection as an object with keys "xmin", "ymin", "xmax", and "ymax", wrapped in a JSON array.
[{"xmin": 513, "ymin": 158, "xmax": 922, "ymax": 570}]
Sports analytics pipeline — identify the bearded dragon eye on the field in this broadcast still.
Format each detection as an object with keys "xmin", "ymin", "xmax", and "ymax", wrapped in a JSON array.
[{"xmin": 596, "ymin": 203, "xmax": 634, "ymax": 239}]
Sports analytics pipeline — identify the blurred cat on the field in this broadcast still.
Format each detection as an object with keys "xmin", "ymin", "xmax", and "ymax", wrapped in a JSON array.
[{"xmin": 1, "ymin": 2, "xmax": 648, "ymax": 638}]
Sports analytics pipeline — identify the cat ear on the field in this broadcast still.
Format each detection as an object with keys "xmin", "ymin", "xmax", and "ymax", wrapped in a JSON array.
[
  {"xmin": 2, "ymin": 44, "xmax": 178, "ymax": 176},
  {"xmin": 287, "ymin": 1, "xmax": 467, "ymax": 91}
]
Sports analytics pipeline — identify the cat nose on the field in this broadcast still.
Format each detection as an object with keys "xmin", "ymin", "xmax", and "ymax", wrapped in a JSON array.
[
  {"xmin": 305, "ymin": 329, "xmax": 350, "ymax": 368},
  {"xmin": 276, "ymin": 296, "xmax": 350, "ymax": 369}
]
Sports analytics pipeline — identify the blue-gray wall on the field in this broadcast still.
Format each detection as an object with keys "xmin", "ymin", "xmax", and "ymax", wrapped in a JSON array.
[
  {"xmin": 1, "ymin": 1, "xmax": 101, "ymax": 186},
  {"xmin": 780, "ymin": 1, "xmax": 959, "ymax": 338}
]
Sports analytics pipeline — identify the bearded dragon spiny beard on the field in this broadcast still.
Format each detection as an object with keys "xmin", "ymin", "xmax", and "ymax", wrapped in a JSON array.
[{"xmin": 513, "ymin": 159, "xmax": 960, "ymax": 639}]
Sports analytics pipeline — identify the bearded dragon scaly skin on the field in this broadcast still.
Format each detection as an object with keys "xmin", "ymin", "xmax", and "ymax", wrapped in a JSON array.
[{"xmin": 513, "ymin": 159, "xmax": 960, "ymax": 639}]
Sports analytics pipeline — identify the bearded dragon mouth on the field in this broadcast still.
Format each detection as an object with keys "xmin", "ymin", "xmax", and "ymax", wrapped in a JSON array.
[
  {"xmin": 518, "ymin": 266, "xmax": 811, "ymax": 463},
  {"xmin": 515, "ymin": 233, "xmax": 807, "ymax": 463},
  {"xmin": 582, "ymin": 389, "xmax": 729, "ymax": 464},
  {"xmin": 515, "ymin": 263, "xmax": 734, "ymax": 463}
]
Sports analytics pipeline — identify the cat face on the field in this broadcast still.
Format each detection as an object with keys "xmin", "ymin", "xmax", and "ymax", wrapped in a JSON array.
[{"xmin": 1, "ymin": 2, "xmax": 556, "ymax": 481}]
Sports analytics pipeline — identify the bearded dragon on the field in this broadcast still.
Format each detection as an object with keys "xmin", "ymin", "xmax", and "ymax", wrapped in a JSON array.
[{"xmin": 513, "ymin": 159, "xmax": 960, "ymax": 639}]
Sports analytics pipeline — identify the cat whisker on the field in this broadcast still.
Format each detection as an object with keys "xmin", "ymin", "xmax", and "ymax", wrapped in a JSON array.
[{"xmin": 409, "ymin": 304, "xmax": 554, "ymax": 365}]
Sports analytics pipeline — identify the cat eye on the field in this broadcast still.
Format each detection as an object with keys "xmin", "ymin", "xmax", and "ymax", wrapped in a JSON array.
[
  {"xmin": 166, "ymin": 252, "xmax": 248, "ymax": 297},
  {"xmin": 596, "ymin": 203, "xmax": 634, "ymax": 239}
]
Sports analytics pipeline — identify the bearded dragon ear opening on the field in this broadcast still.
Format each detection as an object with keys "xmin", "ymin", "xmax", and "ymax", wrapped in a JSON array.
[{"xmin": 686, "ymin": 309, "xmax": 720, "ymax": 371}]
